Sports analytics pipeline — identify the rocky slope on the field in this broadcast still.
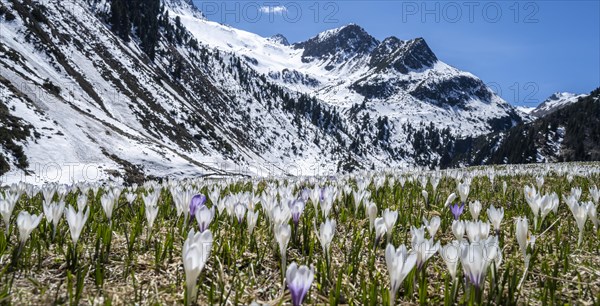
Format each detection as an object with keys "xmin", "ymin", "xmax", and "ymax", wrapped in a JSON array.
[{"xmin": 0, "ymin": 0, "xmax": 525, "ymax": 183}]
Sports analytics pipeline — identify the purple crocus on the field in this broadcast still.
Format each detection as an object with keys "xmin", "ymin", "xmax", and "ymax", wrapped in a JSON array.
[
  {"xmin": 189, "ymin": 194, "xmax": 207, "ymax": 219},
  {"xmin": 289, "ymin": 199, "xmax": 305, "ymax": 228},
  {"xmin": 286, "ymin": 262, "xmax": 314, "ymax": 306},
  {"xmin": 450, "ymin": 203, "xmax": 465, "ymax": 220}
]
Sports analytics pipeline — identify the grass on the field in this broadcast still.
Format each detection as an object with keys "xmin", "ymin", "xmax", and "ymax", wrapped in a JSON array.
[{"xmin": 0, "ymin": 162, "xmax": 599, "ymax": 305}]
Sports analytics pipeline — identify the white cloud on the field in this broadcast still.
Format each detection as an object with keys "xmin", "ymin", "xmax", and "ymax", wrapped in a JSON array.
[{"xmin": 259, "ymin": 5, "xmax": 287, "ymax": 14}]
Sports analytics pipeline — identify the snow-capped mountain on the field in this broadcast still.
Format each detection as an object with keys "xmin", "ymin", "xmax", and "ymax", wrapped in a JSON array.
[
  {"xmin": 530, "ymin": 92, "xmax": 588, "ymax": 118},
  {"xmin": 0, "ymin": 0, "xmax": 524, "ymax": 183},
  {"xmin": 443, "ymin": 88, "xmax": 600, "ymax": 166}
]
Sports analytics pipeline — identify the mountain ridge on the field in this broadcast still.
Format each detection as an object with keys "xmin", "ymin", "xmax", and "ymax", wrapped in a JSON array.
[{"xmin": 0, "ymin": 0, "xmax": 531, "ymax": 183}]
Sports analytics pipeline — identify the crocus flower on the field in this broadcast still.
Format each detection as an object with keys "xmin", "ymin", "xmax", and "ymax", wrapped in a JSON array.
[
  {"xmin": 487, "ymin": 205, "xmax": 504, "ymax": 234},
  {"xmin": 440, "ymin": 240, "xmax": 461, "ymax": 280},
  {"xmin": 367, "ymin": 202, "xmax": 378, "ymax": 232},
  {"xmin": 449, "ymin": 203, "xmax": 464, "ymax": 220},
  {"xmin": 352, "ymin": 190, "xmax": 366, "ymax": 213},
  {"xmin": 451, "ymin": 220, "xmax": 465, "ymax": 241},
  {"xmin": 465, "ymin": 220, "xmax": 490, "ymax": 243},
  {"xmin": 570, "ymin": 202, "xmax": 588, "ymax": 246},
  {"xmin": 515, "ymin": 217, "xmax": 535, "ymax": 265},
  {"xmin": 457, "ymin": 182, "xmax": 470, "ymax": 203},
  {"xmin": 0, "ymin": 196, "xmax": 18, "ymax": 234},
  {"xmin": 271, "ymin": 204, "xmax": 291, "ymax": 227},
  {"xmin": 318, "ymin": 219, "xmax": 336, "ymax": 260},
  {"xmin": 189, "ymin": 194, "xmax": 207, "ymax": 219},
  {"xmin": 16, "ymin": 211, "xmax": 42, "ymax": 245},
  {"xmin": 460, "ymin": 236, "xmax": 500, "ymax": 290},
  {"xmin": 42, "ymin": 188, "xmax": 56, "ymax": 203},
  {"xmin": 125, "ymin": 192, "xmax": 137, "ymax": 204},
  {"xmin": 385, "ymin": 243, "xmax": 417, "ymax": 306},
  {"xmin": 502, "ymin": 181, "xmax": 507, "ymax": 196},
  {"xmin": 275, "ymin": 223, "xmax": 291, "ymax": 275},
  {"xmin": 286, "ymin": 262, "xmax": 315, "ymax": 306},
  {"xmin": 586, "ymin": 202, "xmax": 598, "ymax": 230},
  {"xmin": 410, "ymin": 225, "xmax": 426, "ymax": 248},
  {"xmin": 422, "ymin": 190, "xmax": 429, "ymax": 207},
  {"xmin": 290, "ymin": 199, "xmax": 305, "ymax": 228},
  {"xmin": 423, "ymin": 216, "xmax": 441, "ymax": 238},
  {"xmin": 536, "ymin": 176, "xmax": 544, "ymax": 190},
  {"xmin": 413, "ymin": 235, "xmax": 440, "ymax": 271},
  {"xmin": 590, "ymin": 185, "xmax": 600, "ymax": 205},
  {"xmin": 309, "ymin": 187, "xmax": 320, "ymax": 214},
  {"xmin": 65, "ymin": 205, "xmax": 89, "ymax": 245},
  {"xmin": 469, "ymin": 201, "xmax": 482, "ymax": 220},
  {"xmin": 383, "ymin": 209, "xmax": 398, "ymax": 242},
  {"xmin": 234, "ymin": 203, "xmax": 247, "ymax": 224},
  {"xmin": 319, "ymin": 187, "xmax": 335, "ymax": 218},
  {"xmin": 76, "ymin": 195, "xmax": 88, "ymax": 212},
  {"xmin": 374, "ymin": 217, "xmax": 387, "ymax": 247},
  {"xmin": 195, "ymin": 205, "xmax": 215, "ymax": 233},
  {"xmin": 143, "ymin": 190, "xmax": 160, "ymax": 208},
  {"xmin": 444, "ymin": 193, "xmax": 457, "ymax": 207},
  {"xmin": 100, "ymin": 193, "xmax": 116, "ymax": 222},
  {"xmin": 182, "ymin": 229, "xmax": 213, "ymax": 305},
  {"xmin": 43, "ymin": 200, "xmax": 65, "ymax": 237},
  {"xmin": 247, "ymin": 210, "xmax": 259, "ymax": 235},
  {"xmin": 145, "ymin": 203, "xmax": 159, "ymax": 230},
  {"xmin": 209, "ymin": 188, "xmax": 221, "ymax": 205}
]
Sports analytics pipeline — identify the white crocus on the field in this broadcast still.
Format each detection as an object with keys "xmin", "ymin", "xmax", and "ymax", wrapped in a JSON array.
[
  {"xmin": 413, "ymin": 236, "xmax": 440, "ymax": 270},
  {"xmin": 65, "ymin": 205, "xmax": 89, "ymax": 245},
  {"xmin": 309, "ymin": 187, "xmax": 320, "ymax": 215},
  {"xmin": 234, "ymin": 203, "xmax": 247, "ymax": 224},
  {"xmin": 515, "ymin": 217, "xmax": 535, "ymax": 267},
  {"xmin": 457, "ymin": 182, "xmax": 470, "ymax": 203},
  {"xmin": 318, "ymin": 219, "xmax": 336, "ymax": 261},
  {"xmin": 0, "ymin": 198, "xmax": 17, "ymax": 234},
  {"xmin": 182, "ymin": 229, "xmax": 213, "ymax": 305},
  {"xmin": 487, "ymin": 205, "xmax": 504, "ymax": 234},
  {"xmin": 275, "ymin": 223, "xmax": 291, "ymax": 275},
  {"xmin": 16, "ymin": 211, "xmax": 43, "ymax": 245},
  {"xmin": 43, "ymin": 200, "xmax": 65, "ymax": 238},
  {"xmin": 585, "ymin": 202, "xmax": 598, "ymax": 230},
  {"xmin": 465, "ymin": 220, "xmax": 490, "ymax": 243},
  {"xmin": 145, "ymin": 203, "xmax": 159, "ymax": 230},
  {"xmin": 247, "ymin": 210, "xmax": 259, "ymax": 235},
  {"xmin": 440, "ymin": 240, "xmax": 461, "ymax": 279},
  {"xmin": 100, "ymin": 194, "xmax": 117, "ymax": 222},
  {"xmin": 367, "ymin": 202, "xmax": 378, "ymax": 232},
  {"xmin": 76, "ymin": 195, "xmax": 88, "ymax": 212},
  {"xmin": 444, "ymin": 193, "xmax": 457, "ymax": 207},
  {"xmin": 195, "ymin": 205, "xmax": 215, "ymax": 232},
  {"xmin": 452, "ymin": 220, "xmax": 466, "ymax": 241},
  {"xmin": 571, "ymin": 202, "xmax": 588, "ymax": 247},
  {"xmin": 460, "ymin": 236, "xmax": 500, "ymax": 290},
  {"xmin": 383, "ymin": 209, "xmax": 398, "ymax": 242},
  {"xmin": 536, "ymin": 176, "xmax": 544, "ymax": 190},
  {"xmin": 423, "ymin": 216, "xmax": 441, "ymax": 238},
  {"xmin": 422, "ymin": 190, "xmax": 429, "ymax": 207},
  {"xmin": 590, "ymin": 185, "xmax": 600, "ymax": 205},
  {"xmin": 469, "ymin": 201, "xmax": 482, "ymax": 220},
  {"xmin": 385, "ymin": 243, "xmax": 417, "ymax": 306},
  {"xmin": 374, "ymin": 217, "xmax": 387, "ymax": 247},
  {"xmin": 125, "ymin": 192, "xmax": 137, "ymax": 204}
]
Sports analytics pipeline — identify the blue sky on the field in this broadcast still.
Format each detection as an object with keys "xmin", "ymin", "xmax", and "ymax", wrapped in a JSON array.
[{"xmin": 191, "ymin": 0, "xmax": 599, "ymax": 107}]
